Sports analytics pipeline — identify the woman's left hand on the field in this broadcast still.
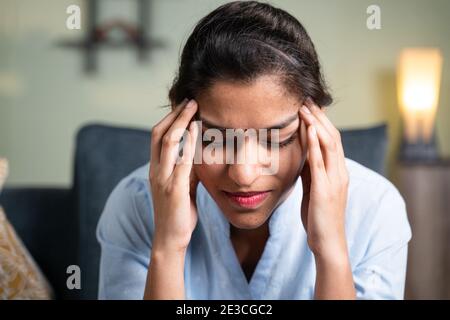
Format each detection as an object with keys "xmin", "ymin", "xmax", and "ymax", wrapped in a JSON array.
[
  {"xmin": 298, "ymin": 98, "xmax": 350, "ymax": 260},
  {"xmin": 298, "ymin": 98, "xmax": 355, "ymax": 299}
]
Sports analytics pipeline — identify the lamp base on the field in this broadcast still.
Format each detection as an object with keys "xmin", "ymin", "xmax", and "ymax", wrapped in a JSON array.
[{"xmin": 399, "ymin": 136, "xmax": 439, "ymax": 164}]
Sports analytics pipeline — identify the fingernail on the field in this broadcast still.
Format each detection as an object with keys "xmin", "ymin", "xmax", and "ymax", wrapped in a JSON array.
[
  {"xmin": 179, "ymin": 98, "xmax": 188, "ymax": 106},
  {"xmin": 301, "ymin": 105, "xmax": 311, "ymax": 114},
  {"xmin": 306, "ymin": 97, "xmax": 318, "ymax": 110},
  {"xmin": 186, "ymin": 99, "xmax": 195, "ymax": 108}
]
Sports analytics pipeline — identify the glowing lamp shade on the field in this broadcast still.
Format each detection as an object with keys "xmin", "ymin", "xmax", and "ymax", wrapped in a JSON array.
[{"xmin": 397, "ymin": 48, "xmax": 443, "ymax": 145}]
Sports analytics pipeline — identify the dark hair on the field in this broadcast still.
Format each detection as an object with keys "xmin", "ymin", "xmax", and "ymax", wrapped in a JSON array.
[{"xmin": 168, "ymin": 0, "xmax": 332, "ymax": 108}]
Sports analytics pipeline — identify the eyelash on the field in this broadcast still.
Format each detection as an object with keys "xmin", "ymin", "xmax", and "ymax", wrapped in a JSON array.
[
  {"xmin": 201, "ymin": 133, "xmax": 297, "ymax": 149},
  {"xmin": 277, "ymin": 134, "xmax": 297, "ymax": 148}
]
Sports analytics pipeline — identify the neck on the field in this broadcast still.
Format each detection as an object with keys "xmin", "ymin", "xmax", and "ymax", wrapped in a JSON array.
[{"xmin": 230, "ymin": 221, "xmax": 270, "ymax": 242}]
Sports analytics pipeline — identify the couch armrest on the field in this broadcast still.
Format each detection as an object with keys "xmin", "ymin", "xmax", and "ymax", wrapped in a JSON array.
[{"xmin": 0, "ymin": 187, "xmax": 78, "ymax": 299}]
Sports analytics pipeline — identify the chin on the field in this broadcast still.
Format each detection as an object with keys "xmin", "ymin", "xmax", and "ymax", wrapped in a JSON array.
[{"xmin": 224, "ymin": 210, "xmax": 270, "ymax": 230}]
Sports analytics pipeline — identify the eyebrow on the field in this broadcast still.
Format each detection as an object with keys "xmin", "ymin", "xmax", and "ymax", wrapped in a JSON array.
[{"xmin": 196, "ymin": 113, "xmax": 299, "ymax": 131}]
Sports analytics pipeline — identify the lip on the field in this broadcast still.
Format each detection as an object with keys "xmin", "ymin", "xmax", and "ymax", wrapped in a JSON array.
[{"xmin": 222, "ymin": 190, "xmax": 271, "ymax": 209}]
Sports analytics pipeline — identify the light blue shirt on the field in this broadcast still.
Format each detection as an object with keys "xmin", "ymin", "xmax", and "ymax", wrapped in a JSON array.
[{"xmin": 96, "ymin": 158, "xmax": 412, "ymax": 299}]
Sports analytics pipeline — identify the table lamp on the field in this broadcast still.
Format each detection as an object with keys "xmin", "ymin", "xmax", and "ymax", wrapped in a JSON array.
[{"xmin": 397, "ymin": 48, "xmax": 443, "ymax": 162}]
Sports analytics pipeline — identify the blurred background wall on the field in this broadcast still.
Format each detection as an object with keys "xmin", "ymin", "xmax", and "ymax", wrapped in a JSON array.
[{"xmin": 0, "ymin": 0, "xmax": 449, "ymax": 186}]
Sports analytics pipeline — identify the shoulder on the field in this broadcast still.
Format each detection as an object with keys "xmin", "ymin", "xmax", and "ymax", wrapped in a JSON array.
[
  {"xmin": 96, "ymin": 162, "xmax": 154, "ymax": 252},
  {"xmin": 345, "ymin": 158, "xmax": 404, "ymax": 206},
  {"xmin": 344, "ymin": 158, "xmax": 412, "ymax": 245}
]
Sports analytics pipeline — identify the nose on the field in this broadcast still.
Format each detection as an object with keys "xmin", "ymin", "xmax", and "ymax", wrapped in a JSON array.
[
  {"xmin": 227, "ymin": 163, "xmax": 260, "ymax": 188},
  {"xmin": 227, "ymin": 135, "xmax": 263, "ymax": 187}
]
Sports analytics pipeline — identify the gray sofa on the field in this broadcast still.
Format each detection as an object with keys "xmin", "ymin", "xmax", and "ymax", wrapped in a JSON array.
[{"xmin": 0, "ymin": 122, "xmax": 387, "ymax": 299}]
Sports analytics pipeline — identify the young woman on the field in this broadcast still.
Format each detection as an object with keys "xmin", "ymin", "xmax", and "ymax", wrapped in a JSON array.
[{"xmin": 97, "ymin": 1, "xmax": 411, "ymax": 300}]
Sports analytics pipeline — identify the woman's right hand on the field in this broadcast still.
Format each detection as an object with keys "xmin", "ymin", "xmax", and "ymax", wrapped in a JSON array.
[{"xmin": 149, "ymin": 98, "xmax": 200, "ymax": 253}]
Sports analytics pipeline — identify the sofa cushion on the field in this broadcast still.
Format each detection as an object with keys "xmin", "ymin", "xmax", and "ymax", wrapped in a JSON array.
[
  {"xmin": 74, "ymin": 123, "xmax": 151, "ymax": 299},
  {"xmin": 0, "ymin": 187, "xmax": 76, "ymax": 299},
  {"xmin": 0, "ymin": 158, "xmax": 53, "ymax": 299},
  {"xmin": 0, "ymin": 207, "xmax": 53, "ymax": 299},
  {"xmin": 340, "ymin": 124, "xmax": 388, "ymax": 175},
  {"xmin": 340, "ymin": 124, "xmax": 387, "ymax": 176},
  {"xmin": 0, "ymin": 157, "xmax": 7, "ymax": 192}
]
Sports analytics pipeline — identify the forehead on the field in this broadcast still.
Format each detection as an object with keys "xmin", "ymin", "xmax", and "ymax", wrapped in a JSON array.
[{"xmin": 196, "ymin": 75, "xmax": 301, "ymax": 129}]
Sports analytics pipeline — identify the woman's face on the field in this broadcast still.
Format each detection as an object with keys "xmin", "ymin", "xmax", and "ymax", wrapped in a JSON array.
[{"xmin": 194, "ymin": 75, "xmax": 307, "ymax": 230}]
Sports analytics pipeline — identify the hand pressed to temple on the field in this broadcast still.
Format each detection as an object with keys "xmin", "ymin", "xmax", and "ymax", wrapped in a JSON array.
[{"xmin": 298, "ymin": 98, "xmax": 356, "ymax": 300}]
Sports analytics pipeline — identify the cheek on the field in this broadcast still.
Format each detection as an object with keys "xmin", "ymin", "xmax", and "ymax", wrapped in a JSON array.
[
  {"xmin": 194, "ymin": 163, "xmax": 223, "ymax": 186},
  {"xmin": 276, "ymin": 140, "xmax": 305, "ymax": 178}
]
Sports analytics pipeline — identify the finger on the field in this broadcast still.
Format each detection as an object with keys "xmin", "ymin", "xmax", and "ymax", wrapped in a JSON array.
[
  {"xmin": 150, "ymin": 98, "xmax": 189, "ymax": 167},
  {"xmin": 159, "ymin": 100, "xmax": 198, "ymax": 180},
  {"xmin": 173, "ymin": 120, "xmax": 199, "ymax": 182},
  {"xmin": 305, "ymin": 98, "xmax": 340, "ymax": 143},
  {"xmin": 297, "ymin": 111, "xmax": 308, "ymax": 156},
  {"xmin": 304, "ymin": 98, "xmax": 347, "ymax": 174},
  {"xmin": 307, "ymin": 125, "xmax": 328, "ymax": 186},
  {"xmin": 296, "ymin": 114, "xmax": 308, "ymax": 179},
  {"xmin": 299, "ymin": 106, "xmax": 339, "ymax": 178}
]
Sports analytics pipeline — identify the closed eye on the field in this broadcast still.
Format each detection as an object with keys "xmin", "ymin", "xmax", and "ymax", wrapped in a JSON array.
[
  {"xmin": 201, "ymin": 132, "xmax": 298, "ymax": 149},
  {"xmin": 276, "ymin": 134, "xmax": 297, "ymax": 148},
  {"xmin": 264, "ymin": 132, "xmax": 298, "ymax": 149}
]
